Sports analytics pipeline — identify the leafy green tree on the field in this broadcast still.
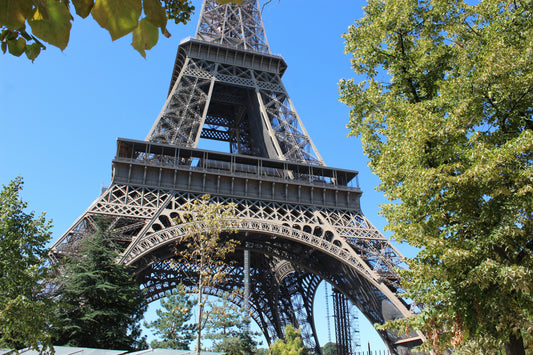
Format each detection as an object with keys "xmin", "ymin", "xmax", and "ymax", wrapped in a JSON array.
[
  {"xmin": 270, "ymin": 325, "xmax": 308, "ymax": 355},
  {"xmin": 144, "ymin": 284, "xmax": 195, "ymax": 349},
  {"xmin": 54, "ymin": 218, "xmax": 148, "ymax": 350},
  {"xmin": 0, "ymin": 177, "xmax": 55, "ymax": 353},
  {"xmin": 340, "ymin": 0, "xmax": 533, "ymax": 353},
  {"xmin": 204, "ymin": 297, "xmax": 259, "ymax": 354},
  {"xmin": 175, "ymin": 194, "xmax": 240, "ymax": 355},
  {"xmin": 0, "ymin": 0, "xmax": 245, "ymax": 60}
]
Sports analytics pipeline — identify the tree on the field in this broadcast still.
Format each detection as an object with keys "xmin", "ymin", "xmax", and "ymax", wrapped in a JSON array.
[
  {"xmin": 144, "ymin": 284, "xmax": 195, "ymax": 350},
  {"xmin": 204, "ymin": 297, "xmax": 259, "ymax": 354},
  {"xmin": 212, "ymin": 333, "xmax": 257, "ymax": 355},
  {"xmin": 321, "ymin": 342, "xmax": 337, "ymax": 355},
  {"xmin": 175, "ymin": 194, "xmax": 240, "ymax": 355},
  {"xmin": 340, "ymin": 0, "xmax": 532, "ymax": 353},
  {"xmin": 54, "ymin": 218, "xmax": 148, "ymax": 351},
  {"xmin": 0, "ymin": 0, "xmax": 244, "ymax": 60},
  {"xmin": 270, "ymin": 324, "xmax": 308, "ymax": 355},
  {"xmin": 0, "ymin": 177, "xmax": 55, "ymax": 353}
]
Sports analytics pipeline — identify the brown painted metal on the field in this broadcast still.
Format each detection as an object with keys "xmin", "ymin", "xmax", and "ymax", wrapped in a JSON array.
[{"xmin": 50, "ymin": 1, "xmax": 424, "ymax": 353}]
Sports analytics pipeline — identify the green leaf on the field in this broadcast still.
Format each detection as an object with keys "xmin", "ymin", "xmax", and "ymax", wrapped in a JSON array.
[
  {"xmin": 31, "ymin": 0, "xmax": 49, "ymax": 20},
  {"xmin": 28, "ymin": 0, "xmax": 72, "ymax": 50},
  {"xmin": 92, "ymin": 0, "xmax": 142, "ymax": 41},
  {"xmin": 0, "ymin": 0, "xmax": 33, "ymax": 29},
  {"xmin": 143, "ymin": 0, "xmax": 166, "ymax": 29},
  {"xmin": 131, "ymin": 17, "xmax": 158, "ymax": 58},
  {"xmin": 24, "ymin": 41, "xmax": 41, "ymax": 61},
  {"xmin": 72, "ymin": 0, "xmax": 94, "ymax": 18},
  {"xmin": 7, "ymin": 37, "xmax": 25, "ymax": 56}
]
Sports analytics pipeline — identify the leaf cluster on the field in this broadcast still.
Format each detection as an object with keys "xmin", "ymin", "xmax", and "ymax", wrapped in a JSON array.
[
  {"xmin": 0, "ymin": 177, "xmax": 55, "ymax": 353},
  {"xmin": 0, "ymin": 0, "xmax": 195, "ymax": 60},
  {"xmin": 270, "ymin": 324, "xmax": 308, "ymax": 355},
  {"xmin": 340, "ymin": 0, "xmax": 533, "ymax": 352}
]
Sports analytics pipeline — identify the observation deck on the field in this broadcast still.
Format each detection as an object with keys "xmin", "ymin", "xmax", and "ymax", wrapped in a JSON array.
[{"xmin": 113, "ymin": 138, "xmax": 362, "ymax": 210}]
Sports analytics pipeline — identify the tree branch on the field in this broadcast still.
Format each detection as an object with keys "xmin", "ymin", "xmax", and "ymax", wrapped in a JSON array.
[{"xmin": 397, "ymin": 30, "xmax": 421, "ymax": 103}]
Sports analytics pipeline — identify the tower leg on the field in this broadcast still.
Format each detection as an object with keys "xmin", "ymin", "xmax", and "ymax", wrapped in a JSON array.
[
  {"xmin": 333, "ymin": 290, "xmax": 353, "ymax": 355},
  {"xmin": 244, "ymin": 248, "xmax": 250, "ymax": 327}
]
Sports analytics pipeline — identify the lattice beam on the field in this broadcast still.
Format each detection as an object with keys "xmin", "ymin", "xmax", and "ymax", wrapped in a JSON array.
[
  {"xmin": 196, "ymin": 0, "xmax": 270, "ymax": 53},
  {"xmin": 49, "ymin": 1, "xmax": 427, "ymax": 352}
]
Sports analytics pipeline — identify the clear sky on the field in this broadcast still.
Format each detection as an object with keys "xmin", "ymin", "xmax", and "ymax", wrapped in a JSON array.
[{"xmin": 0, "ymin": 0, "xmax": 417, "ymax": 351}]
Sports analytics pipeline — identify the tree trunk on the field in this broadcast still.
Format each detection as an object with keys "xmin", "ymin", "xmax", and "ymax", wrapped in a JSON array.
[
  {"xmin": 196, "ymin": 253, "xmax": 204, "ymax": 355},
  {"xmin": 504, "ymin": 332, "xmax": 525, "ymax": 355}
]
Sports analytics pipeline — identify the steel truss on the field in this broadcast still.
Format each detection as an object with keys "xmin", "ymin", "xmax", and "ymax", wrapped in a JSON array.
[
  {"xmin": 50, "ymin": 1, "xmax": 425, "ymax": 354},
  {"xmin": 52, "ymin": 180, "xmax": 421, "ymax": 353},
  {"xmin": 147, "ymin": 35, "xmax": 322, "ymax": 165},
  {"xmin": 196, "ymin": 0, "xmax": 270, "ymax": 54}
]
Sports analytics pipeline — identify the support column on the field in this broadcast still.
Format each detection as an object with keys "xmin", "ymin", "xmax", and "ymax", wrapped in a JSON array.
[
  {"xmin": 333, "ymin": 290, "xmax": 353, "ymax": 355},
  {"xmin": 244, "ymin": 248, "xmax": 250, "ymax": 329}
]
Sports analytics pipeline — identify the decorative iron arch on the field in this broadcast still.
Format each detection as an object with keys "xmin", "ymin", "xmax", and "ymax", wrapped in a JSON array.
[
  {"xmin": 123, "ymin": 218, "xmax": 418, "ymax": 351},
  {"xmin": 123, "ymin": 218, "xmax": 384, "ymax": 287},
  {"xmin": 49, "ymin": 0, "xmax": 428, "ymax": 349}
]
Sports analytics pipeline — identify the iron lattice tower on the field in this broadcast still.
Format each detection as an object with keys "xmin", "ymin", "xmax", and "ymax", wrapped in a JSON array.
[{"xmin": 51, "ymin": 1, "xmax": 424, "ymax": 353}]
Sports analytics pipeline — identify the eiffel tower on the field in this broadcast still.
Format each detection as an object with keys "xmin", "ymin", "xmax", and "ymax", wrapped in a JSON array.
[{"xmin": 51, "ymin": 1, "xmax": 424, "ymax": 353}]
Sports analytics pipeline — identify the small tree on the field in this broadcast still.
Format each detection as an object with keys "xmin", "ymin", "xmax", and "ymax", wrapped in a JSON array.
[
  {"xmin": 270, "ymin": 325, "xmax": 308, "ymax": 355},
  {"xmin": 212, "ymin": 333, "xmax": 257, "ymax": 355},
  {"xmin": 175, "ymin": 194, "xmax": 240, "ymax": 355},
  {"xmin": 144, "ymin": 284, "xmax": 195, "ymax": 350},
  {"xmin": 0, "ymin": 177, "xmax": 55, "ymax": 353},
  {"xmin": 322, "ymin": 342, "xmax": 338, "ymax": 355},
  {"xmin": 54, "ymin": 218, "xmax": 147, "ymax": 350},
  {"xmin": 204, "ymin": 297, "xmax": 259, "ymax": 354}
]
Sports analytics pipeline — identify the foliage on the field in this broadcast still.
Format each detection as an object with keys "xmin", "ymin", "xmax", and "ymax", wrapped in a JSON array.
[
  {"xmin": 204, "ymin": 297, "xmax": 259, "ymax": 354},
  {"xmin": 270, "ymin": 324, "xmax": 308, "ymax": 355},
  {"xmin": 0, "ymin": 177, "xmax": 55, "ymax": 353},
  {"xmin": 144, "ymin": 284, "xmax": 195, "ymax": 350},
  {"xmin": 174, "ymin": 194, "xmax": 240, "ymax": 354},
  {"xmin": 0, "ymin": 0, "xmax": 194, "ymax": 60},
  {"xmin": 321, "ymin": 342, "xmax": 338, "ymax": 355},
  {"xmin": 211, "ymin": 332, "xmax": 258, "ymax": 355},
  {"xmin": 0, "ymin": 0, "xmax": 243, "ymax": 60},
  {"xmin": 204, "ymin": 297, "xmax": 248, "ymax": 341},
  {"xmin": 340, "ymin": 0, "xmax": 533, "ymax": 353},
  {"xmin": 54, "ymin": 218, "xmax": 148, "ymax": 350}
]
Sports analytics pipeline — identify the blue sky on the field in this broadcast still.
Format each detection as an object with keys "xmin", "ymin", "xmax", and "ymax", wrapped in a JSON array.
[{"xmin": 0, "ymin": 0, "xmax": 417, "ymax": 351}]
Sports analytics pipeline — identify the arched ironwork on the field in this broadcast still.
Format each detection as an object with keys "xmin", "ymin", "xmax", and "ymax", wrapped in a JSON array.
[{"xmin": 50, "ymin": 1, "xmax": 426, "ymax": 353}]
